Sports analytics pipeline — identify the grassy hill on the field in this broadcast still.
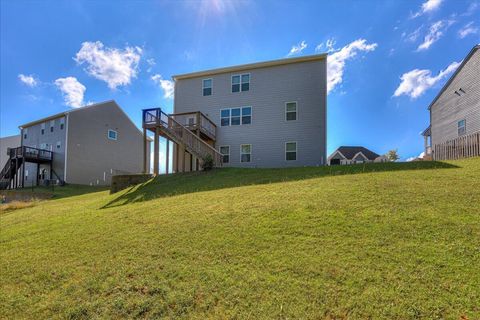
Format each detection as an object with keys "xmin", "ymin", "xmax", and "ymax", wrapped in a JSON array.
[{"xmin": 1, "ymin": 159, "xmax": 479, "ymax": 319}]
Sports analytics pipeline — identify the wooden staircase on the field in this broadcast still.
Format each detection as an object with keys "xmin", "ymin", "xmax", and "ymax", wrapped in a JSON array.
[
  {"xmin": 0, "ymin": 146, "xmax": 54, "ymax": 189},
  {"xmin": 142, "ymin": 108, "xmax": 223, "ymax": 169}
]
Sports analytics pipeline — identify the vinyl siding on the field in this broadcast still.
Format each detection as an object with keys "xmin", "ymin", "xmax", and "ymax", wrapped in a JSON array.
[
  {"xmin": 21, "ymin": 116, "xmax": 67, "ymax": 184},
  {"xmin": 0, "ymin": 135, "xmax": 21, "ymax": 168},
  {"xmin": 431, "ymin": 49, "xmax": 480, "ymax": 146},
  {"xmin": 66, "ymin": 101, "xmax": 147, "ymax": 185},
  {"xmin": 174, "ymin": 58, "xmax": 327, "ymax": 168}
]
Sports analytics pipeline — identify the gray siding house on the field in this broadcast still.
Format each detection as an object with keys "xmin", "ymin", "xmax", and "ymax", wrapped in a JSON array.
[
  {"xmin": 0, "ymin": 135, "xmax": 21, "ymax": 169},
  {"xmin": 423, "ymin": 45, "xmax": 480, "ymax": 159},
  {"xmin": 171, "ymin": 54, "xmax": 327, "ymax": 168},
  {"xmin": 8, "ymin": 100, "xmax": 149, "ymax": 187}
]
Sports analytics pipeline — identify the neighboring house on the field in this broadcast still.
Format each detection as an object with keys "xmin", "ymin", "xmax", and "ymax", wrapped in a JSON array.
[
  {"xmin": 161, "ymin": 54, "xmax": 327, "ymax": 170},
  {"xmin": 1, "ymin": 100, "xmax": 150, "ymax": 188},
  {"xmin": 422, "ymin": 45, "xmax": 480, "ymax": 160},
  {"xmin": 0, "ymin": 135, "xmax": 21, "ymax": 169},
  {"xmin": 327, "ymin": 146, "xmax": 388, "ymax": 165}
]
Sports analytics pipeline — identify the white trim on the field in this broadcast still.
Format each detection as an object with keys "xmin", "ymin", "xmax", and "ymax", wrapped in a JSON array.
[
  {"xmin": 107, "ymin": 129, "xmax": 118, "ymax": 141},
  {"xmin": 285, "ymin": 101, "xmax": 298, "ymax": 121},
  {"xmin": 220, "ymin": 106, "xmax": 252, "ymax": 127},
  {"xmin": 285, "ymin": 141, "xmax": 297, "ymax": 161},
  {"xmin": 327, "ymin": 149, "xmax": 347, "ymax": 163},
  {"xmin": 64, "ymin": 114, "xmax": 69, "ymax": 182},
  {"xmin": 240, "ymin": 144, "xmax": 252, "ymax": 163},
  {"xmin": 202, "ymin": 78, "xmax": 213, "ymax": 96},
  {"xmin": 457, "ymin": 119, "xmax": 466, "ymax": 136},
  {"xmin": 352, "ymin": 152, "xmax": 368, "ymax": 162},
  {"xmin": 231, "ymin": 73, "xmax": 250, "ymax": 93},
  {"xmin": 219, "ymin": 145, "xmax": 230, "ymax": 164}
]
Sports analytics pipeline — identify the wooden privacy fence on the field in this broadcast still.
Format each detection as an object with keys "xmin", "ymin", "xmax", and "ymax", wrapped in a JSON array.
[{"xmin": 433, "ymin": 131, "xmax": 480, "ymax": 160}]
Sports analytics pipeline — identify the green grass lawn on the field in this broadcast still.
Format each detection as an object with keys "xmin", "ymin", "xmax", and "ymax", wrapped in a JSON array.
[{"xmin": 1, "ymin": 159, "xmax": 479, "ymax": 319}]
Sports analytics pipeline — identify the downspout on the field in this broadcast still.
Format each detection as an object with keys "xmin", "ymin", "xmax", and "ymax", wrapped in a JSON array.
[{"xmin": 64, "ymin": 114, "xmax": 69, "ymax": 182}]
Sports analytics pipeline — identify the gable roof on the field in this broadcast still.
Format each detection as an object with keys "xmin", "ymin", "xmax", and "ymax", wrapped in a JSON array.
[
  {"xmin": 18, "ymin": 100, "xmax": 152, "ymax": 140},
  {"xmin": 331, "ymin": 146, "xmax": 380, "ymax": 161},
  {"xmin": 428, "ymin": 44, "xmax": 479, "ymax": 110},
  {"xmin": 19, "ymin": 100, "xmax": 116, "ymax": 128},
  {"xmin": 172, "ymin": 53, "xmax": 327, "ymax": 80}
]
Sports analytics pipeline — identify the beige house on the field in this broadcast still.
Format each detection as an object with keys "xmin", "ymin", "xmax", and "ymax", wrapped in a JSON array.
[
  {"xmin": 328, "ymin": 146, "xmax": 388, "ymax": 165},
  {"xmin": 1, "ymin": 100, "xmax": 149, "ymax": 189},
  {"xmin": 422, "ymin": 45, "xmax": 480, "ymax": 160}
]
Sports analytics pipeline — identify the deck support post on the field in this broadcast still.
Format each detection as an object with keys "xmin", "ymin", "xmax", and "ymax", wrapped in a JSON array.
[
  {"xmin": 143, "ymin": 128, "xmax": 148, "ymax": 174},
  {"xmin": 22, "ymin": 161, "xmax": 25, "ymax": 188},
  {"xmin": 36, "ymin": 163, "xmax": 40, "ymax": 187},
  {"xmin": 165, "ymin": 139, "xmax": 170, "ymax": 174},
  {"xmin": 177, "ymin": 144, "xmax": 185, "ymax": 173},
  {"xmin": 153, "ymin": 128, "xmax": 159, "ymax": 176}
]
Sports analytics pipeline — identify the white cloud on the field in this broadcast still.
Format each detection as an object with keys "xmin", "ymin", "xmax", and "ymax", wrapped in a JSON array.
[
  {"xmin": 54, "ymin": 77, "xmax": 86, "ymax": 108},
  {"xmin": 74, "ymin": 41, "xmax": 142, "ymax": 89},
  {"xmin": 315, "ymin": 38, "xmax": 336, "ymax": 53},
  {"xmin": 287, "ymin": 40, "xmax": 307, "ymax": 56},
  {"xmin": 458, "ymin": 21, "xmax": 479, "ymax": 38},
  {"xmin": 403, "ymin": 26, "xmax": 423, "ymax": 43},
  {"xmin": 18, "ymin": 74, "xmax": 38, "ymax": 87},
  {"xmin": 146, "ymin": 58, "xmax": 156, "ymax": 73},
  {"xmin": 393, "ymin": 61, "xmax": 460, "ymax": 99},
  {"xmin": 412, "ymin": 0, "xmax": 443, "ymax": 18},
  {"xmin": 327, "ymin": 39, "xmax": 378, "ymax": 94},
  {"xmin": 417, "ymin": 20, "xmax": 453, "ymax": 51},
  {"xmin": 406, "ymin": 152, "xmax": 425, "ymax": 162},
  {"xmin": 151, "ymin": 74, "xmax": 174, "ymax": 99}
]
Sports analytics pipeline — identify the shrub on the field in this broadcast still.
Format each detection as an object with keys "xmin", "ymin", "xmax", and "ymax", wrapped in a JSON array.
[{"xmin": 202, "ymin": 154, "xmax": 214, "ymax": 171}]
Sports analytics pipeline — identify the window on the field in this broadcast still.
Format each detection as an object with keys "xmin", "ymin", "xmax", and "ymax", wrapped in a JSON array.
[
  {"xmin": 40, "ymin": 143, "xmax": 49, "ymax": 150},
  {"xmin": 286, "ymin": 142, "xmax": 297, "ymax": 161},
  {"xmin": 56, "ymin": 141, "xmax": 61, "ymax": 149},
  {"xmin": 108, "ymin": 129, "xmax": 118, "ymax": 140},
  {"xmin": 220, "ymin": 107, "xmax": 252, "ymax": 126},
  {"xmin": 23, "ymin": 128, "xmax": 28, "ymax": 140},
  {"xmin": 458, "ymin": 119, "xmax": 466, "ymax": 136},
  {"xmin": 232, "ymin": 73, "xmax": 250, "ymax": 92},
  {"xmin": 286, "ymin": 102, "xmax": 297, "ymax": 121},
  {"xmin": 231, "ymin": 108, "xmax": 241, "ymax": 125},
  {"xmin": 242, "ymin": 107, "xmax": 252, "ymax": 124},
  {"xmin": 221, "ymin": 109, "xmax": 230, "ymax": 126},
  {"xmin": 50, "ymin": 120, "xmax": 55, "ymax": 132},
  {"xmin": 41, "ymin": 123, "xmax": 45, "ymax": 135},
  {"xmin": 203, "ymin": 79, "xmax": 212, "ymax": 96},
  {"xmin": 220, "ymin": 146, "xmax": 230, "ymax": 164},
  {"xmin": 25, "ymin": 170, "xmax": 29, "ymax": 180},
  {"xmin": 60, "ymin": 118, "xmax": 65, "ymax": 130},
  {"xmin": 240, "ymin": 144, "xmax": 251, "ymax": 163}
]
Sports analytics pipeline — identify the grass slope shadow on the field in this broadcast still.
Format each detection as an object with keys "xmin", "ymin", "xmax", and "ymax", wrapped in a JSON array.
[{"xmin": 101, "ymin": 161, "xmax": 458, "ymax": 209}]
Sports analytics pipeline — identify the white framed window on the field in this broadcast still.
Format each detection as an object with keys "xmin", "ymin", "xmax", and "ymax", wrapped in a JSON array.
[
  {"xmin": 220, "ymin": 107, "xmax": 252, "ymax": 126},
  {"xmin": 56, "ymin": 141, "xmax": 61, "ymax": 149},
  {"xmin": 108, "ymin": 129, "xmax": 118, "ymax": 140},
  {"xmin": 219, "ymin": 146, "xmax": 230, "ymax": 164},
  {"xmin": 285, "ymin": 142, "xmax": 297, "ymax": 161},
  {"xmin": 50, "ymin": 120, "xmax": 55, "ymax": 132},
  {"xmin": 23, "ymin": 128, "xmax": 28, "ymax": 140},
  {"xmin": 202, "ymin": 78, "xmax": 212, "ymax": 96},
  {"xmin": 41, "ymin": 123, "xmax": 45, "ymax": 135},
  {"xmin": 25, "ymin": 170, "xmax": 29, "ymax": 180},
  {"xmin": 60, "ymin": 117, "xmax": 65, "ymax": 130},
  {"xmin": 286, "ymin": 102, "xmax": 297, "ymax": 121},
  {"xmin": 240, "ymin": 144, "xmax": 252, "ymax": 163},
  {"xmin": 458, "ymin": 119, "xmax": 466, "ymax": 136},
  {"xmin": 232, "ymin": 73, "xmax": 250, "ymax": 92}
]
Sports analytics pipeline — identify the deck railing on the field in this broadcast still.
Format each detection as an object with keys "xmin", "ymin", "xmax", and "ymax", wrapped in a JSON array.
[
  {"xmin": 8, "ymin": 146, "xmax": 53, "ymax": 161},
  {"xmin": 142, "ymin": 108, "xmax": 223, "ymax": 167},
  {"xmin": 433, "ymin": 131, "xmax": 480, "ymax": 160},
  {"xmin": 169, "ymin": 111, "xmax": 216, "ymax": 140}
]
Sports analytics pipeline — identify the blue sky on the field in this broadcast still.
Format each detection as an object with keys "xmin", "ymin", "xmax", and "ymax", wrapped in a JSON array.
[{"xmin": 1, "ymin": 0, "xmax": 479, "ymax": 161}]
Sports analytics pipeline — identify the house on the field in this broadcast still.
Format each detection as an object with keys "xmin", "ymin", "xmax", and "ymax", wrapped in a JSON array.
[
  {"xmin": 327, "ymin": 146, "xmax": 388, "ymax": 165},
  {"xmin": 0, "ymin": 135, "xmax": 21, "ymax": 170},
  {"xmin": 143, "ymin": 54, "xmax": 328, "ymax": 173},
  {"xmin": 1, "ymin": 100, "xmax": 150, "ymax": 189},
  {"xmin": 422, "ymin": 45, "xmax": 480, "ymax": 160}
]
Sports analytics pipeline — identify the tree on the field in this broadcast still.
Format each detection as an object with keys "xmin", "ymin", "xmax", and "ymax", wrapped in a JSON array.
[{"xmin": 385, "ymin": 149, "xmax": 400, "ymax": 162}]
